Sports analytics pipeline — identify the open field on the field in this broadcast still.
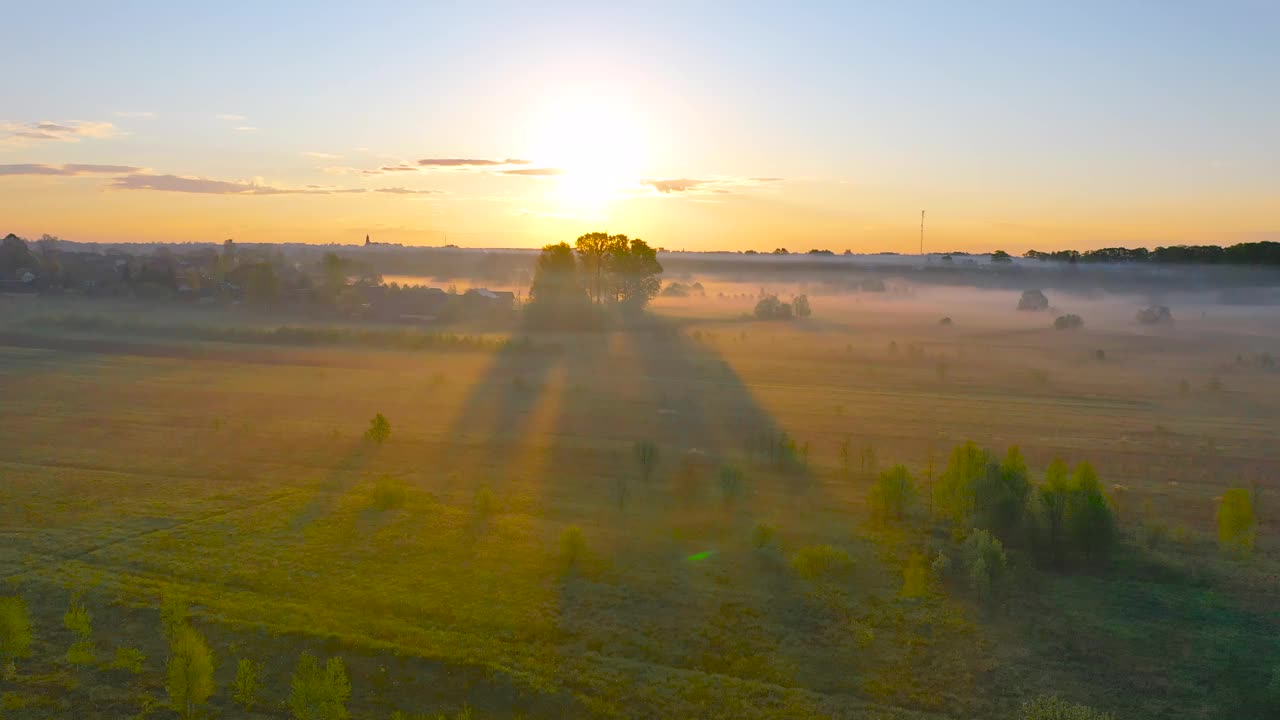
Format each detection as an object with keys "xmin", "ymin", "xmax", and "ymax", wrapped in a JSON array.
[{"xmin": 2, "ymin": 288, "xmax": 1279, "ymax": 719}]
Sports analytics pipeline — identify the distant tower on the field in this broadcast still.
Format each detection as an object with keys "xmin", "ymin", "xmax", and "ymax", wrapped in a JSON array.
[
  {"xmin": 364, "ymin": 234, "xmax": 371, "ymax": 246},
  {"xmin": 919, "ymin": 210, "xmax": 925, "ymax": 256}
]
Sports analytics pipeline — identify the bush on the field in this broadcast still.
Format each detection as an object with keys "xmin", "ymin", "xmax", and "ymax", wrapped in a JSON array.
[
  {"xmin": 900, "ymin": 552, "xmax": 931, "ymax": 598},
  {"xmin": 869, "ymin": 465, "xmax": 917, "ymax": 521},
  {"xmin": 63, "ymin": 597, "xmax": 95, "ymax": 665},
  {"xmin": 1018, "ymin": 289, "xmax": 1049, "ymax": 311},
  {"xmin": 1217, "ymin": 487, "xmax": 1256, "ymax": 556},
  {"xmin": 1136, "ymin": 305, "xmax": 1173, "ymax": 325},
  {"xmin": 751, "ymin": 522, "xmax": 777, "ymax": 550},
  {"xmin": 962, "ymin": 529, "xmax": 1006, "ymax": 601},
  {"xmin": 473, "ymin": 486, "xmax": 495, "ymax": 518},
  {"xmin": 754, "ymin": 295, "xmax": 794, "ymax": 320},
  {"xmin": 634, "ymin": 440, "xmax": 659, "ymax": 483},
  {"xmin": 718, "ymin": 465, "xmax": 745, "ymax": 506},
  {"xmin": 113, "ymin": 646, "xmax": 146, "ymax": 674},
  {"xmin": 790, "ymin": 545, "xmax": 853, "ymax": 581},
  {"xmin": 560, "ymin": 526, "xmax": 587, "ymax": 571},
  {"xmin": 233, "ymin": 657, "xmax": 263, "ymax": 711},
  {"xmin": 370, "ymin": 475, "xmax": 407, "ymax": 511},
  {"xmin": 0, "ymin": 596, "xmax": 32, "ymax": 678},
  {"xmin": 166, "ymin": 625, "xmax": 215, "ymax": 720},
  {"xmin": 792, "ymin": 294, "xmax": 812, "ymax": 318},
  {"xmin": 364, "ymin": 413, "xmax": 391, "ymax": 443},
  {"xmin": 1020, "ymin": 695, "xmax": 1114, "ymax": 719},
  {"xmin": 1053, "ymin": 314, "xmax": 1084, "ymax": 330},
  {"xmin": 289, "ymin": 652, "xmax": 351, "ymax": 720}
]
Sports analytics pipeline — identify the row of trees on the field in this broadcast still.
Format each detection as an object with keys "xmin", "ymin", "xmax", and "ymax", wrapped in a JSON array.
[
  {"xmin": 0, "ymin": 594, "xmax": 353, "ymax": 719},
  {"xmin": 1023, "ymin": 241, "xmax": 1280, "ymax": 266},
  {"xmin": 526, "ymin": 232, "xmax": 663, "ymax": 327}
]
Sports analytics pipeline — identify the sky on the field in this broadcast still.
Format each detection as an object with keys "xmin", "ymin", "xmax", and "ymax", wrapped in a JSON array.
[{"xmin": 2, "ymin": 1, "xmax": 1277, "ymax": 252}]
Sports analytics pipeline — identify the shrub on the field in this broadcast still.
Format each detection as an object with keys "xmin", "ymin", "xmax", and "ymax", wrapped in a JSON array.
[
  {"xmin": 939, "ymin": 316, "xmax": 953, "ymax": 326},
  {"xmin": 473, "ymin": 486, "xmax": 495, "ymax": 518},
  {"xmin": 962, "ymin": 529, "xmax": 1006, "ymax": 601},
  {"xmin": 792, "ymin": 294, "xmax": 812, "ymax": 318},
  {"xmin": 869, "ymin": 465, "xmax": 917, "ymax": 521},
  {"xmin": 754, "ymin": 295, "xmax": 794, "ymax": 320},
  {"xmin": 166, "ymin": 625, "xmax": 215, "ymax": 720},
  {"xmin": 160, "ymin": 594, "xmax": 187, "ymax": 640},
  {"xmin": 751, "ymin": 522, "xmax": 777, "ymax": 550},
  {"xmin": 718, "ymin": 465, "xmax": 745, "ymax": 506},
  {"xmin": 63, "ymin": 597, "xmax": 95, "ymax": 665},
  {"xmin": 1018, "ymin": 289, "xmax": 1049, "ymax": 311},
  {"xmin": 1217, "ymin": 487, "xmax": 1256, "ymax": 555},
  {"xmin": 113, "ymin": 646, "xmax": 146, "ymax": 674},
  {"xmin": 900, "ymin": 552, "xmax": 931, "ymax": 598},
  {"xmin": 370, "ymin": 475, "xmax": 407, "ymax": 511},
  {"xmin": 1136, "ymin": 305, "xmax": 1173, "ymax": 325},
  {"xmin": 364, "ymin": 413, "xmax": 391, "ymax": 443},
  {"xmin": 1020, "ymin": 695, "xmax": 1114, "ymax": 719},
  {"xmin": 289, "ymin": 652, "xmax": 351, "ymax": 720},
  {"xmin": 0, "ymin": 596, "xmax": 32, "ymax": 679},
  {"xmin": 1053, "ymin": 314, "xmax": 1083, "ymax": 330},
  {"xmin": 560, "ymin": 526, "xmax": 587, "ymax": 571},
  {"xmin": 634, "ymin": 440, "xmax": 659, "ymax": 483},
  {"xmin": 790, "ymin": 545, "xmax": 853, "ymax": 581},
  {"xmin": 233, "ymin": 657, "xmax": 263, "ymax": 711}
]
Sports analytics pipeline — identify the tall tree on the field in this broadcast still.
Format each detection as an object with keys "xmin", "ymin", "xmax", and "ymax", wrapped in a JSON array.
[
  {"xmin": 574, "ymin": 232, "xmax": 626, "ymax": 305},
  {"xmin": 972, "ymin": 446, "xmax": 1032, "ymax": 542},
  {"xmin": 1066, "ymin": 462, "xmax": 1115, "ymax": 565},
  {"xmin": 166, "ymin": 625, "xmax": 215, "ymax": 720},
  {"xmin": 611, "ymin": 237, "xmax": 663, "ymax": 311},
  {"xmin": 934, "ymin": 441, "xmax": 991, "ymax": 531},
  {"xmin": 527, "ymin": 241, "xmax": 593, "ymax": 327}
]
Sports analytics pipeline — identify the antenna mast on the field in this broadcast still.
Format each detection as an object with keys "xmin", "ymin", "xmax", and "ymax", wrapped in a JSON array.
[{"xmin": 920, "ymin": 210, "xmax": 925, "ymax": 256}]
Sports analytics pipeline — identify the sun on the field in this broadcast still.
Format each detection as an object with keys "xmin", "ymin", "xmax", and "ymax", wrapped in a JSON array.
[{"xmin": 528, "ymin": 95, "xmax": 648, "ymax": 212}]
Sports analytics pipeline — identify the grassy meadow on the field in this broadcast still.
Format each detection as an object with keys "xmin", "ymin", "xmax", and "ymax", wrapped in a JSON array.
[{"xmin": 1, "ymin": 287, "xmax": 1278, "ymax": 719}]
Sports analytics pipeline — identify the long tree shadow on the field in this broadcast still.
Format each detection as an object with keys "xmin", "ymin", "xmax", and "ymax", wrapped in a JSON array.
[{"xmin": 441, "ymin": 313, "xmax": 897, "ymax": 714}]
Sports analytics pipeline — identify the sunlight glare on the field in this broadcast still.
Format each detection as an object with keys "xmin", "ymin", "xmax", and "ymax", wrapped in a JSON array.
[{"xmin": 529, "ymin": 95, "xmax": 649, "ymax": 213}]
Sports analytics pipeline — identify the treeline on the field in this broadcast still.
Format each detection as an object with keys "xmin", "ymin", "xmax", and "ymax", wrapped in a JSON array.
[
  {"xmin": 0, "ymin": 593, "xmax": 483, "ymax": 720},
  {"xmin": 1024, "ymin": 241, "xmax": 1280, "ymax": 265}
]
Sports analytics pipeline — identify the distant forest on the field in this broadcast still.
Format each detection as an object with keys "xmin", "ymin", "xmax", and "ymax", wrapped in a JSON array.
[{"xmin": 1019, "ymin": 241, "xmax": 1280, "ymax": 265}]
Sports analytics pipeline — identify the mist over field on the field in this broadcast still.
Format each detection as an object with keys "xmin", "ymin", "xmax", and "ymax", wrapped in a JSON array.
[
  {"xmin": 4, "ymin": 2, "xmax": 1280, "ymax": 718},
  {"xmin": 2, "ymin": 233, "xmax": 1279, "ymax": 719}
]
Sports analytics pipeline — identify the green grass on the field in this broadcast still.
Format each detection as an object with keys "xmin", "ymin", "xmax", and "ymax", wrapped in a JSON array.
[{"xmin": 0, "ymin": 298, "xmax": 1277, "ymax": 718}]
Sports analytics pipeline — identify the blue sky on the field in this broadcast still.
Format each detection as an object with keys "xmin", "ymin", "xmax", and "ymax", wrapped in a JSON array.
[{"xmin": 2, "ymin": 1, "xmax": 1276, "ymax": 249}]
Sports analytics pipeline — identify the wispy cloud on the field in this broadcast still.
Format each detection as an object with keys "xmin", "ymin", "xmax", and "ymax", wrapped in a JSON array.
[
  {"xmin": 359, "ymin": 157, "xmax": 535, "ymax": 175},
  {"xmin": 233, "ymin": 126, "xmax": 259, "ymax": 132},
  {"xmin": 110, "ymin": 173, "xmax": 333, "ymax": 195},
  {"xmin": 375, "ymin": 187, "xmax": 443, "ymax": 195},
  {"xmin": 0, "ymin": 163, "xmax": 142, "ymax": 176},
  {"xmin": 415, "ymin": 158, "xmax": 531, "ymax": 167},
  {"xmin": 215, "ymin": 114, "xmax": 246, "ymax": 121},
  {"xmin": 303, "ymin": 151, "xmax": 341, "ymax": 159},
  {"xmin": 108, "ymin": 172, "xmax": 439, "ymax": 198},
  {"xmin": 1, "ymin": 120, "xmax": 118, "ymax": 148},
  {"xmin": 114, "ymin": 111, "xmax": 155, "ymax": 119},
  {"xmin": 643, "ymin": 176, "xmax": 783, "ymax": 195},
  {"xmin": 501, "ymin": 167, "xmax": 565, "ymax": 176},
  {"xmin": 645, "ymin": 178, "xmax": 707, "ymax": 193}
]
